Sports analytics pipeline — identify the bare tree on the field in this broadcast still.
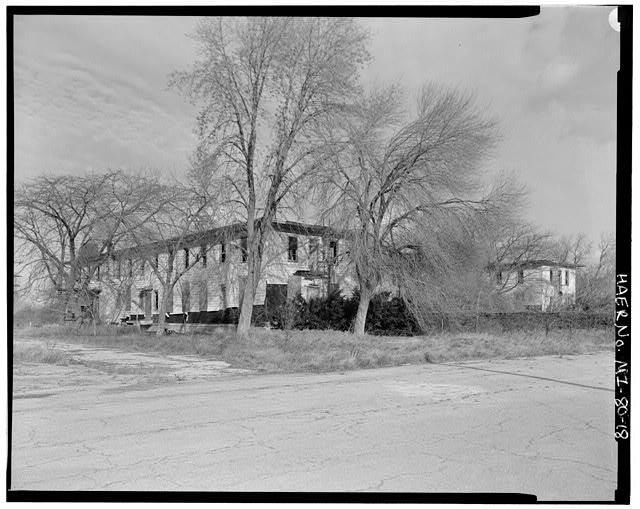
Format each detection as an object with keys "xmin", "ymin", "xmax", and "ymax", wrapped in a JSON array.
[
  {"xmin": 388, "ymin": 213, "xmax": 493, "ymax": 329},
  {"xmin": 486, "ymin": 222, "xmax": 554, "ymax": 294},
  {"xmin": 312, "ymin": 84, "xmax": 521, "ymax": 334},
  {"xmin": 576, "ymin": 232, "xmax": 615, "ymax": 312},
  {"xmin": 170, "ymin": 17, "xmax": 370, "ymax": 337},
  {"xmin": 549, "ymin": 232, "xmax": 592, "ymax": 267},
  {"xmin": 14, "ymin": 171, "xmax": 154, "ymax": 323},
  {"xmin": 112, "ymin": 171, "xmax": 226, "ymax": 335}
]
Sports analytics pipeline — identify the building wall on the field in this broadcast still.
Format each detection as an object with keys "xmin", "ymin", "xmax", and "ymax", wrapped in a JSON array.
[
  {"xmin": 499, "ymin": 265, "xmax": 576, "ymax": 311},
  {"xmin": 97, "ymin": 229, "xmax": 355, "ymax": 323},
  {"xmin": 263, "ymin": 231, "xmax": 354, "ymax": 298}
]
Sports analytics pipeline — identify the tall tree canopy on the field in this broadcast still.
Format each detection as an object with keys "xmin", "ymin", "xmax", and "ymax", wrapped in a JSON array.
[
  {"xmin": 170, "ymin": 17, "xmax": 370, "ymax": 336},
  {"xmin": 14, "ymin": 171, "xmax": 155, "ymax": 319},
  {"xmin": 313, "ymin": 85, "xmax": 521, "ymax": 334}
]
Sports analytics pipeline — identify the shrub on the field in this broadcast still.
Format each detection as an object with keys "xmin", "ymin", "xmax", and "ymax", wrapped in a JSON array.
[
  {"xmin": 267, "ymin": 295, "xmax": 308, "ymax": 330},
  {"xmin": 365, "ymin": 293, "xmax": 421, "ymax": 336},
  {"xmin": 301, "ymin": 290, "xmax": 359, "ymax": 331},
  {"xmin": 267, "ymin": 290, "xmax": 419, "ymax": 336}
]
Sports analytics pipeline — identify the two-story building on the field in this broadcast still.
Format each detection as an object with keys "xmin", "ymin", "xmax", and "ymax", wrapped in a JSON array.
[
  {"xmin": 493, "ymin": 259, "xmax": 578, "ymax": 311},
  {"xmin": 96, "ymin": 221, "xmax": 355, "ymax": 329}
]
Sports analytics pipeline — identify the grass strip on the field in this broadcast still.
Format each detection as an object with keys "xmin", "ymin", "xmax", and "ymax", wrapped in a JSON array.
[{"xmin": 14, "ymin": 325, "xmax": 613, "ymax": 374}]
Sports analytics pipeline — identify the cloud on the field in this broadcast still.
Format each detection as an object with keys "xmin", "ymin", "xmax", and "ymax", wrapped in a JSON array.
[
  {"xmin": 539, "ymin": 56, "xmax": 580, "ymax": 91},
  {"xmin": 14, "ymin": 16, "xmax": 199, "ymax": 179},
  {"xmin": 521, "ymin": 7, "xmax": 618, "ymax": 143},
  {"xmin": 12, "ymin": 12, "xmax": 619, "ymax": 243}
]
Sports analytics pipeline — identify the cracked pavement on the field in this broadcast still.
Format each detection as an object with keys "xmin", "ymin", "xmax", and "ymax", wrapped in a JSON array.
[{"xmin": 10, "ymin": 350, "xmax": 616, "ymax": 500}]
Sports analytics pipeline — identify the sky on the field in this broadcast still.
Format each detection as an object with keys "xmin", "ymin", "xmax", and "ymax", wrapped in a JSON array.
[{"xmin": 12, "ymin": 8, "xmax": 620, "ymax": 245}]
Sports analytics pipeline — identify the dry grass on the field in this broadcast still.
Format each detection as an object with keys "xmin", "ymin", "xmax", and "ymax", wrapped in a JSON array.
[
  {"xmin": 13, "ymin": 338, "xmax": 184, "ymax": 378},
  {"xmin": 14, "ymin": 324, "xmax": 613, "ymax": 374},
  {"xmin": 14, "ymin": 323, "xmax": 138, "ymax": 338},
  {"xmin": 13, "ymin": 341, "xmax": 72, "ymax": 366},
  {"xmin": 420, "ymin": 327, "xmax": 613, "ymax": 362},
  {"xmin": 15, "ymin": 325, "xmax": 229, "ymax": 356}
]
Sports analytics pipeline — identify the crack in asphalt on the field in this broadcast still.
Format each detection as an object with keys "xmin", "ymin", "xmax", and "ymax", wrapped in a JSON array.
[
  {"xmin": 11, "ymin": 352, "xmax": 616, "ymax": 497},
  {"xmin": 437, "ymin": 362, "xmax": 613, "ymax": 392},
  {"xmin": 489, "ymin": 444, "xmax": 616, "ymax": 474}
]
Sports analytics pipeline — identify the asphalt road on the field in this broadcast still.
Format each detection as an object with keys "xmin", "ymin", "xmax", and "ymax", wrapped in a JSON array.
[{"xmin": 10, "ymin": 351, "xmax": 617, "ymax": 500}]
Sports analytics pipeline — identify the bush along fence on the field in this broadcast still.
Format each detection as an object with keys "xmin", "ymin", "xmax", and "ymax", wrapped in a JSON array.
[
  {"xmin": 266, "ymin": 291, "xmax": 613, "ymax": 336},
  {"xmin": 417, "ymin": 311, "xmax": 613, "ymax": 335}
]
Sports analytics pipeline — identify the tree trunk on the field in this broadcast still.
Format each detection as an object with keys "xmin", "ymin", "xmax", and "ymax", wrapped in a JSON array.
[
  {"xmin": 155, "ymin": 283, "xmax": 174, "ymax": 336},
  {"xmin": 155, "ymin": 254, "xmax": 176, "ymax": 336},
  {"xmin": 58, "ymin": 292, "xmax": 68, "ymax": 324},
  {"xmin": 353, "ymin": 288, "xmax": 372, "ymax": 336},
  {"xmin": 236, "ymin": 215, "xmax": 268, "ymax": 339},
  {"xmin": 237, "ymin": 247, "xmax": 261, "ymax": 338},
  {"xmin": 156, "ymin": 304, "xmax": 167, "ymax": 336},
  {"xmin": 236, "ymin": 279, "xmax": 254, "ymax": 338}
]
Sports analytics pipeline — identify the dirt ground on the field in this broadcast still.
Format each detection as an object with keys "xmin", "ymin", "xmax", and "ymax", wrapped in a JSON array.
[{"xmin": 12, "ymin": 338, "xmax": 253, "ymax": 398}]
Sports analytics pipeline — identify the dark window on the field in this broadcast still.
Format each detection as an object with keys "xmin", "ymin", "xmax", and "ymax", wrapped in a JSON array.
[
  {"xmin": 549, "ymin": 269, "xmax": 554, "ymax": 283},
  {"xmin": 182, "ymin": 281, "xmax": 190, "ymax": 313},
  {"xmin": 565, "ymin": 270, "xmax": 570, "ymax": 285},
  {"xmin": 167, "ymin": 248, "xmax": 174, "ymax": 273},
  {"xmin": 96, "ymin": 265, "xmax": 100, "ymax": 280},
  {"xmin": 201, "ymin": 244, "xmax": 207, "ymax": 267},
  {"xmin": 517, "ymin": 270, "xmax": 524, "ymax": 283},
  {"xmin": 184, "ymin": 248, "xmax": 190, "ymax": 269},
  {"xmin": 329, "ymin": 240, "xmax": 338, "ymax": 260},
  {"xmin": 154, "ymin": 290, "xmax": 159, "ymax": 311},
  {"xmin": 265, "ymin": 283, "xmax": 288, "ymax": 312},
  {"xmin": 154, "ymin": 254, "xmax": 159, "ymax": 270},
  {"xmin": 496, "ymin": 271, "xmax": 502, "ymax": 284},
  {"xmin": 288, "ymin": 236, "xmax": 298, "ymax": 262},
  {"xmin": 241, "ymin": 237, "xmax": 248, "ymax": 262},
  {"xmin": 220, "ymin": 243, "xmax": 226, "ymax": 263}
]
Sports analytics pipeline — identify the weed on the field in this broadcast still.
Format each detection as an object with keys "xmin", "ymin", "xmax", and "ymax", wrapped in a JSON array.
[
  {"xmin": 13, "ymin": 342, "xmax": 71, "ymax": 366},
  {"xmin": 13, "ymin": 325, "xmax": 613, "ymax": 374}
]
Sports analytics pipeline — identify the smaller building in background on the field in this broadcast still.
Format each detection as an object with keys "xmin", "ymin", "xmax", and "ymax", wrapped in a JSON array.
[{"xmin": 492, "ymin": 260, "xmax": 579, "ymax": 311}]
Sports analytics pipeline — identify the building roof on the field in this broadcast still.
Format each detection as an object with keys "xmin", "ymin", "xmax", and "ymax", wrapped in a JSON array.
[
  {"xmin": 489, "ymin": 259, "xmax": 582, "ymax": 271},
  {"xmin": 112, "ymin": 220, "xmax": 340, "ymax": 259}
]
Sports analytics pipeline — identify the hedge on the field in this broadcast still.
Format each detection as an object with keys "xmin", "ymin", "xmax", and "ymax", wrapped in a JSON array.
[{"xmin": 266, "ymin": 291, "xmax": 613, "ymax": 336}]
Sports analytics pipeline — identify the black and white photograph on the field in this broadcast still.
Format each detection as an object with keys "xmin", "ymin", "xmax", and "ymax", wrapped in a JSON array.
[{"xmin": 8, "ymin": 5, "xmax": 629, "ymax": 502}]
